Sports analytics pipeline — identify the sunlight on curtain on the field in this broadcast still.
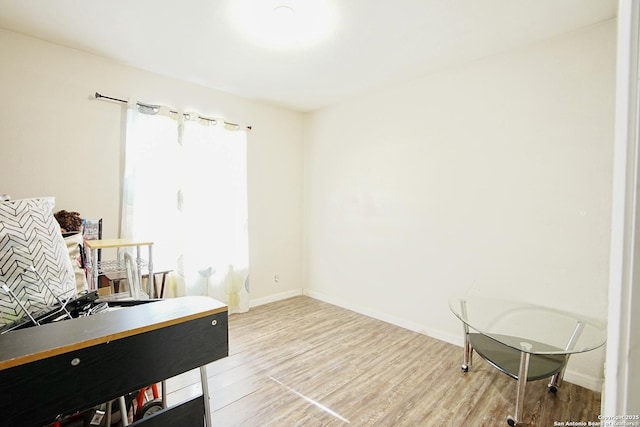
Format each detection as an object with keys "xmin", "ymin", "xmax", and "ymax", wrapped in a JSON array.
[
  {"xmin": 122, "ymin": 106, "xmax": 250, "ymax": 313},
  {"xmin": 121, "ymin": 106, "xmax": 180, "ymax": 271},
  {"xmin": 181, "ymin": 117, "xmax": 249, "ymax": 312}
]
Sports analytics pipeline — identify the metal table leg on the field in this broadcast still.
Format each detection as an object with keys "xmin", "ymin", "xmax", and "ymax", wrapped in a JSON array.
[
  {"xmin": 147, "ymin": 244, "xmax": 154, "ymax": 296},
  {"xmin": 118, "ymin": 395, "xmax": 129, "ymax": 426},
  {"xmin": 507, "ymin": 351, "xmax": 530, "ymax": 426},
  {"xmin": 460, "ymin": 299, "xmax": 473, "ymax": 372},
  {"xmin": 548, "ymin": 355, "xmax": 569, "ymax": 393},
  {"xmin": 91, "ymin": 248, "xmax": 99, "ymax": 291},
  {"xmin": 549, "ymin": 320, "xmax": 583, "ymax": 393},
  {"xmin": 462, "ymin": 325, "xmax": 473, "ymax": 372},
  {"xmin": 200, "ymin": 366, "xmax": 212, "ymax": 427}
]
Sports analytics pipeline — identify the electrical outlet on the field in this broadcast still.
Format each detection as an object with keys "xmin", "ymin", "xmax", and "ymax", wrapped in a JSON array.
[{"xmin": 274, "ymin": 274, "xmax": 280, "ymax": 283}]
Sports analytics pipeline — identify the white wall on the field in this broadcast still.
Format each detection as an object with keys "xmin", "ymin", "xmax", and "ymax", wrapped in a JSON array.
[
  {"xmin": 303, "ymin": 21, "xmax": 616, "ymax": 389},
  {"xmin": 0, "ymin": 19, "xmax": 618, "ymax": 390},
  {"xmin": 0, "ymin": 28, "xmax": 304, "ymax": 302}
]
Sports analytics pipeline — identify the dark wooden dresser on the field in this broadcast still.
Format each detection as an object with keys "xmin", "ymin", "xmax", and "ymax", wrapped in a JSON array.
[{"xmin": 0, "ymin": 296, "xmax": 228, "ymax": 426}]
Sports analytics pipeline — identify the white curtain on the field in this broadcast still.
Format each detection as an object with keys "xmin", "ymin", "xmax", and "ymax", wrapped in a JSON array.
[{"xmin": 122, "ymin": 104, "xmax": 250, "ymax": 313}]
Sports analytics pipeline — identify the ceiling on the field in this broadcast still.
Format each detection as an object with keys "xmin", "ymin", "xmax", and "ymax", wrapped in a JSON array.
[{"xmin": 0, "ymin": 0, "xmax": 617, "ymax": 112}]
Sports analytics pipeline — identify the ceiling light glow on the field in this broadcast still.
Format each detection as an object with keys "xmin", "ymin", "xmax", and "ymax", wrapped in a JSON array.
[
  {"xmin": 273, "ymin": 5, "xmax": 295, "ymax": 17},
  {"xmin": 230, "ymin": 0, "xmax": 337, "ymax": 50}
]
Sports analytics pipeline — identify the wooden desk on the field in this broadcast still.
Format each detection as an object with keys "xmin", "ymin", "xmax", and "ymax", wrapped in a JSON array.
[{"xmin": 0, "ymin": 296, "xmax": 228, "ymax": 427}]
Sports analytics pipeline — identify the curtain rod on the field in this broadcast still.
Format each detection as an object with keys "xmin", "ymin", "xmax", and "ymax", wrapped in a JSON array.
[{"xmin": 93, "ymin": 92, "xmax": 252, "ymax": 131}]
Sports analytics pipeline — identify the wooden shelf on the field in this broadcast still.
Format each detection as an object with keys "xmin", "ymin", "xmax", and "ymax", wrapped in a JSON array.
[{"xmin": 85, "ymin": 238, "xmax": 154, "ymax": 250}]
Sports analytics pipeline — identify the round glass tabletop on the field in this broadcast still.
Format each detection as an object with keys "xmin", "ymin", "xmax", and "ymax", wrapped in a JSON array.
[{"xmin": 449, "ymin": 295, "xmax": 607, "ymax": 355}]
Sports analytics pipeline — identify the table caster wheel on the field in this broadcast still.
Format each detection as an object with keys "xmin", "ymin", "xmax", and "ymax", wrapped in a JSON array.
[
  {"xmin": 461, "ymin": 364, "xmax": 469, "ymax": 372},
  {"xmin": 548, "ymin": 384, "xmax": 558, "ymax": 394},
  {"xmin": 507, "ymin": 415, "xmax": 517, "ymax": 426}
]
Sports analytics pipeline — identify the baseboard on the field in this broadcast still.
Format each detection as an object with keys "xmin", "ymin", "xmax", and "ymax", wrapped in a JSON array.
[
  {"xmin": 303, "ymin": 289, "xmax": 427, "ymax": 333},
  {"xmin": 302, "ymin": 289, "xmax": 603, "ymax": 392},
  {"xmin": 304, "ymin": 289, "xmax": 463, "ymax": 344},
  {"xmin": 249, "ymin": 289, "xmax": 303, "ymax": 308},
  {"xmin": 563, "ymin": 370, "xmax": 604, "ymax": 392}
]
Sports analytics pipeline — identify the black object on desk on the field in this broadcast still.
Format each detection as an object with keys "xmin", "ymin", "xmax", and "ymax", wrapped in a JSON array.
[{"xmin": 0, "ymin": 296, "xmax": 228, "ymax": 427}]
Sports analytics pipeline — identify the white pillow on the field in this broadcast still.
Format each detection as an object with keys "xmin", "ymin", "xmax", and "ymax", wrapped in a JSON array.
[{"xmin": 0, "ymin": 197, "xmax": 76, "ymax": 326}]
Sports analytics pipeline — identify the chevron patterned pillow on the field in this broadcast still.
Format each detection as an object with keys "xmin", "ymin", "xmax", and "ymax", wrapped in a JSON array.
[{"xmin": 0, "ymin": 197, "xmax": 76, "ymax": 327}]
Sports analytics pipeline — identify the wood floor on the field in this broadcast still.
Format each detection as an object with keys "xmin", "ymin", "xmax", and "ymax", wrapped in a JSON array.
[{"xmin": 164, "ymin": 296, "xmax": 601, "ymax": 426}]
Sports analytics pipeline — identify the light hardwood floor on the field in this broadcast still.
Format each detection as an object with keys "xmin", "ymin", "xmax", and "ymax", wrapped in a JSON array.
[{"xmin": 165, "ymin": 296, "xmax": 601, "ymax": 426}]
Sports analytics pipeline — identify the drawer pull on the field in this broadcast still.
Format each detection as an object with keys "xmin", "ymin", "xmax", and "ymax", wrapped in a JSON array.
[{"xmin": 71, "ymin": 358, "xmax": 81, "ymax": 366}]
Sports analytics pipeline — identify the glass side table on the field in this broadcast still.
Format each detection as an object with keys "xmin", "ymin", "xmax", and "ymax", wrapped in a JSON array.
[{"xmin": 449, "ymin": 296, "xmax": 606, "ymax": 426}]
